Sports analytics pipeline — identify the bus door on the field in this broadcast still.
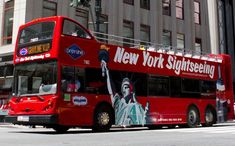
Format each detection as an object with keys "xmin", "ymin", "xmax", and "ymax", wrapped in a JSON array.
[
  {"xmin": 59, "ymin": 65, "xmax": 94, "ymax": 126},
  {"xmin": 216, "ymin": 55, "xmax": 234, "ymax": 121}
]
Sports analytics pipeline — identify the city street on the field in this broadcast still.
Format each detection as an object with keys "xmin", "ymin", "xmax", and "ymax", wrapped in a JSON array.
[{"xmin": 1, "ymin": 122, "xmax": 235, "ymax": 146}]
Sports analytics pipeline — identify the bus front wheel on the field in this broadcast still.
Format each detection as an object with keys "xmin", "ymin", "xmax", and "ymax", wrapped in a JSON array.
[
  {"xmin": 187, "ymin": 106, "xmax": 200, "ymax": 128},
  {"xmin": 52, "ymin": 125, "xmax": 70, "ymax": 133},
  {"xmin": 92, "ymin": 105, "xmax": 113, "ymax": 132}
]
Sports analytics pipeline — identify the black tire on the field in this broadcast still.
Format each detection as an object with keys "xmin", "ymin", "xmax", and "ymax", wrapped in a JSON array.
[
  {"xmin": 147, "ymin": 125, "xmax": 162, "ymax": 130},
  {"xmin": 168, "ymin": 125, "xmax": 176, "ymax": 129},
  {"xmin": 187, "ymin": 106, "xmax": 200, "ymax": 128},
  {"xmin": 178, "ymin": 124, "xmax": 188, "ymax": 128},
  {"xmin": 92, "ymin": 106, "xmax": 113, "ymax": 132},
  {"xmin": 52, "ymin": 125, "xmax": 70, "ymax": 133},
  {"xmin": 202, "ymin": 107, "xmax": 216, "ymax": 127}
]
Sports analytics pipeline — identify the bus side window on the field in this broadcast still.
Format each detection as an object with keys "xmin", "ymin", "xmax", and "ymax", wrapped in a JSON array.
[
  {"xmin": 133, "ymin": 73, "xmax": 147, "ymax": 96},
  {"xmin": 148, "ymin": 75, "xmax": 169, "ymax": 97},
  {"xmin": 61, "ymin": 66, "xmax": 85, "ymax": 93},
  {"xmin": 201, "ymin": 80, "xmax": 216, "ymax": 94},
  {"xmin": 170, "ymin": 77, "xmax": 181, "ymax": 97},
  {"xmin": 85, "ymin": 68, "xmax": 107, "ymax": 94},
  {"xmin": 62, "ymin": 19, "xmax": 91, "ymax": 39},
  {"xmin": 181, "ymin": 78, "xmax": 201, "ymax": 98},
  {"xmin": 61, "ymin": 66, "xmax": 75, "ymax": 92},
  {"xmin": 74, "ymin": 67, "xmax": 85, "ymax": 93}
]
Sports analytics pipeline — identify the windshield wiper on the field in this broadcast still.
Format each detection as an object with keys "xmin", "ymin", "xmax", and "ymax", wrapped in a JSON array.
[
  {"xmin": 16, "ymin": 93, "xmax": 45, "ymax": 102},
  {"xmin": 16, "ymin": 90, "xmax": 24, "ymax": 102},
  {"xmin": 35, "ymin": 94, "xmax": 45, "ymax": 101}
]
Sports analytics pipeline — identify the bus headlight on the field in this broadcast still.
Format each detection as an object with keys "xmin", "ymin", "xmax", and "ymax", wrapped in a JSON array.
[{"xmin": 43, "ymin": 99, "xmax": 54, "ymax": 111}]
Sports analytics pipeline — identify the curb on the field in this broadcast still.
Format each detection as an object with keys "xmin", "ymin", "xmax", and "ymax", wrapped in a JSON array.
[{"xmin": 0, "ymin": 123, "xmax": 24, "ymax": 128}]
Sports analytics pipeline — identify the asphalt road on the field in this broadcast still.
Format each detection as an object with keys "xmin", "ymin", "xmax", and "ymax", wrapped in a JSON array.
[{"xmin": 1, "ymin": 122, "xmax": 235, "ymax": 146}]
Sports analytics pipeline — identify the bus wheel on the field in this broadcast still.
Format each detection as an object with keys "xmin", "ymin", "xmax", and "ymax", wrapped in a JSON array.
[
  {"xmin": 147, "ymin": 125, "xmax": 162, "ymax": 130},
  {"xmin": 92, "ymin": 105, "xmax": 113, "ymax": 132},
  {"xmin": 202, "ymin": 107, "xmax": 216, "ymax": 127},
  {"xmin": 187, "ymin": 106, "xmax": 200, "ymax": 128},
  {"xmin": 52, "ymin": 125, "xmax": 70, "ymax": 133},
  {"xmin": 168, "ymin": 125, "xmax": 176, "ymax": 129}
]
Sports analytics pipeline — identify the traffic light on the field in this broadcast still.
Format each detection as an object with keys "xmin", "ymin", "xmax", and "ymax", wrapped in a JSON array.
[{"xmin": 70, "ymin": 0, "xmax": 91, "ymax": 7}]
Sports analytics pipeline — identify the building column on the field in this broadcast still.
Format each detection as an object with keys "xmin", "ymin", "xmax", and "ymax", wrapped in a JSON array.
[{"xmin": 207, "ymin": 0, "xmax": 219, "ymax": 54}]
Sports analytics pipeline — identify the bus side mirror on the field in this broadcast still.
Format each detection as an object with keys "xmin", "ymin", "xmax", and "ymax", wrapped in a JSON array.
[{"xmin": 216, "ymin": 78, "xmax": 225, "ymax": 91}]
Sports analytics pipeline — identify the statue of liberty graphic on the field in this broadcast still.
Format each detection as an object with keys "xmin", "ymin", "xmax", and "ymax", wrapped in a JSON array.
[{"xmin": 98, "ymin": 45, "xmax": 149, "ymax": 126}]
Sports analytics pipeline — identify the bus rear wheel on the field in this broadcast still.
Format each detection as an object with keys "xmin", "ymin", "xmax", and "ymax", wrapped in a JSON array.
[
  {"xmin": 187, "ymin": 106, "xmax": 200, "ymax": 128},
  {"xmin": 202, "ymin": 107, "xmax": 216, "ymax": 127},
  {"xmin": 92, "ymin": 105, "xmax": 113, "ymax": 132}
]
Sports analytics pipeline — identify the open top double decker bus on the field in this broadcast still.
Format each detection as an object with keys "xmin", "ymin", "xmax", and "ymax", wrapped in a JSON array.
[{"xmin": 6, "ymin": 16, "xmax": 234, "ymax": 133}]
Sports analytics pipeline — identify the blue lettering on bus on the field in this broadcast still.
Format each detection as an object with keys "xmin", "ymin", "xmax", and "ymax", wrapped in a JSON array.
[{"xmin": 72, "ymin": 96, "xmax": 88, "ymax": 106}]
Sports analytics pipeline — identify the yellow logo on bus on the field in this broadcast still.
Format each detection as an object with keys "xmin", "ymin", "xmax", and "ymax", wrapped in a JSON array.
[{"xmin": 28, "ymin": 43, "xmax": 50, "ymax": 55}]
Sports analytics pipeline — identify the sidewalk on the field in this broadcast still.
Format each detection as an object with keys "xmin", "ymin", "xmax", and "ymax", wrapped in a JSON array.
[
  {"xmin": 0, "ymin": 122, "xmax": 25, "ymax": 128},
  {"xmin": 0, "ymin": 122, "xmax": 46, "ymax": 129}
]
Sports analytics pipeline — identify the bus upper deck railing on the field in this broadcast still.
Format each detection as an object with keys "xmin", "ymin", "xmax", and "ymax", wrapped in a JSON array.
[{"xmin": 91, "ymin": 31, "xmax": 223, "ymax": 63}]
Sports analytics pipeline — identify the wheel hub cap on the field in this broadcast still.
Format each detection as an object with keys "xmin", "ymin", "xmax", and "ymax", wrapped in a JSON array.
[
  {"xmin": 205, "ymin": 111, "xmax": 213, "ymax": 123},
  {"xmin": 189, "ymin": 110, "xmax": 197, "ymax": 124},
  {"xmin": 98, "ymin": 112, "xmax": 110, "ymax": 125}
]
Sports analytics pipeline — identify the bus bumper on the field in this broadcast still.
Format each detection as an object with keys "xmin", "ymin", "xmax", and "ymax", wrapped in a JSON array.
[{"xmin": 5, "ymin": 114, "xmax": 58, "ymax": 125}]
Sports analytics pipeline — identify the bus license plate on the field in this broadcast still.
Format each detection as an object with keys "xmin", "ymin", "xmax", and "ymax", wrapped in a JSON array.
[{"xmin": 17, "ymin": 116, "xmax": 29, "ymax": 122}]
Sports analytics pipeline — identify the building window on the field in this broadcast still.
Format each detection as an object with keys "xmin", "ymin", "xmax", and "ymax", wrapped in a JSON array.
[
  {"xmin": 176, "ymin": 0, "xmax": 184, "ymax": 19},
  {"xmin": 177, "ymin": 33, "xmax": 185, "ymax": 49},
  {"xmin": 123, "ymin": 0, "xmax": 134, "ymax": 5},
  {"xmin": 123, "ymin": 20, "xmax": 134, "ymax": 47},
  {"xmin": 42, "ymin": 0, "xmax": 57, "ymax": 17},
  {"xmin": 162, "ymin": 30, "xmax": 171, "ymax": 46},
  {"xmin": 140, "ymin": 24, "xmax": 150, "ymax": 45},
  {"xmin": 99, "ymin": 15, "xmax": 108, "ymax": 34},
  {"xmin": 75, "ymin": 8, "xmax": 89, "ymax": 28},
  {"xmin": 194, "ymin": 1, "xmax": 200, "ymax": 24},
  {"xmin": 195, "ymin": 38, "xmax": 202, "ymax": 54},
  {"xmin": 97, "ymin": 14, "xmax": 108, "ymax": 43},
  {"xmin": 2, "ymin": 0, "xmax": 14, "ymax": 45},
  {"xmin": 140, "ymin": 0, "xmax": 150, "ymax": 10},
  {"xmin": 162, "ymin": 0, "xmax": 171, "ymax": 16}
]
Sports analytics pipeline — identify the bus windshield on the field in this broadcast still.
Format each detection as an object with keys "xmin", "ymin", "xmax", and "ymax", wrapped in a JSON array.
[
  {"xmin": 18, "ymin": 21, "xmax": 55, "ymax": 45},
  {"xmin": 13, "ymin": 60, "xmax": 57, "ymax": 96}
]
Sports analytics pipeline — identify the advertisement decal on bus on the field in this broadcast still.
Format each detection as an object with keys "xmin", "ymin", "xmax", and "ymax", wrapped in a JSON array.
[{"xmin": 112, "ymin": 47, "xmax": 216, "ymax": 79}]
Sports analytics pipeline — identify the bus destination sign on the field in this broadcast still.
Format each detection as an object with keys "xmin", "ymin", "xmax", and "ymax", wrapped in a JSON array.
[{"xmin": 19, "ymin": 43, "xmax": 51, "ymax": 56}]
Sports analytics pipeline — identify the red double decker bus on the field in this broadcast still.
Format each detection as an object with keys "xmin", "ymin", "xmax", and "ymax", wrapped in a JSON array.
[{"xmin": 6, "ymin": 16, "xmax": 234, "ymax": 133}]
